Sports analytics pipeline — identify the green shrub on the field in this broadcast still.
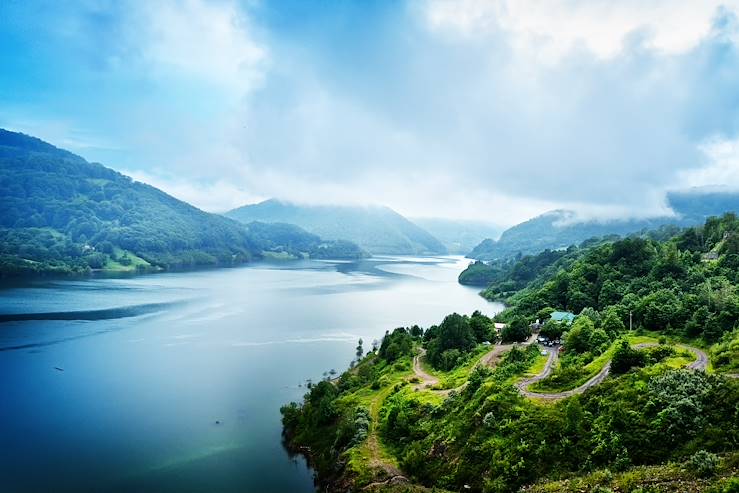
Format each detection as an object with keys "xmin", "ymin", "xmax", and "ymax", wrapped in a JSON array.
[{"xmin": 689, "ymin": 450, "xmax": 719, "ymax": 478}]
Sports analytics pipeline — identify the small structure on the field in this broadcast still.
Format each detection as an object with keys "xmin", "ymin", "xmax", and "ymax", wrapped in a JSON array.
[
  {"xmin": 529, "ymin": 319, "xmax": 543, "ymax": 332},
  {"xmin": 494, "ymin": 322, "xmax": 507, "ymax": 334},
  {"xmin": 702, "ymin": 251, "xmax": 719, "ymax": 261},
  {"xmin": 550, "ymin": 311, "xmax": 575, "ymax": 325}
]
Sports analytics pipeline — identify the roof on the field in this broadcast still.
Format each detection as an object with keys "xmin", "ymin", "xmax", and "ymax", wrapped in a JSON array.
[{"xmin": 550, "ymin": 311, "xmax": 576, "ymax": 323}]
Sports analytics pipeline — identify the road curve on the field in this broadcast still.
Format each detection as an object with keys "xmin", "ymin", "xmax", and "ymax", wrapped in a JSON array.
[
  {"xmin": 517, "ymin": 342, "xmax": 710, "ymax": 400},
  {"xmin": 412, "ymin": 349, "xmax": 440, "ymax": 390},
  {"xmin": 412, "ymin": 334, "xmax": 538, "ymax": 393},
  {"xmin": 412, "ymin": 339, "xmax": 713, "ymax": 400}
]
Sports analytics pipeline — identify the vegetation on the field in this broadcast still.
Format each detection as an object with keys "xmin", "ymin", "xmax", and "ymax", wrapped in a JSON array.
[
  {"xmin": 466, "ymin": 209, "xmax": 690, "ymax": 261},
  {"xmin": 466, "ymin": 188, "xmax": 739, "ymax": 262},
  {"xmin": 493, "ymin": 214, "xmax": 739, "ymax": 356},
  {"xmin": 0, "ymin": 129, "xmax": 364, "ymax": 277},
  {"xmin": 523, "ymin": 451, "xmax": 739, "ymax": 492},
  {"xmin": 424, "ymin": 312, "xmax": 495, "ymax": 370},
  {"xmin": 283, "ymin": 214, "xmax": 739, "ymax": 493}
]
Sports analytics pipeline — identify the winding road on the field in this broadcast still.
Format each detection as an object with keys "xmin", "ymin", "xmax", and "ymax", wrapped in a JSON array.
[
  {"xmin": 412, "ymin": 334, "xmax": 538, "ymax": 392},
  {"xmin": 517, "ymin": 342, "xmax": 710, "ymax": 400},
  {"xmin": 413, "ymin": 339, "xmax": 713, "ymax": 401},
  {"xmin": 412, "ymin": 348, "xmax": 440, "ymax": 390}
]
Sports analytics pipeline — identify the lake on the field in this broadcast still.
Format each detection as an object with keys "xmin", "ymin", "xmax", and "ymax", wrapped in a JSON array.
[{"xmin": 0, "ymin": 255, "xmax": 503, "ymax": 492}]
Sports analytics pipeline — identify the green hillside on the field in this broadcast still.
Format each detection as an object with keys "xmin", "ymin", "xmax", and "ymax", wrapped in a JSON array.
[
  {"xmin": 226, "ymin": 199, "xmax": 447, "ymax": 255},
  {"xmin": 0, "ymin": 129, "xmax": 364, "ymax": 276},
  {"xmin": 467, "ymin": 210, "xmax": 689, "ymax": 261},
  {"xmin": 282, "ymin": 214, "xmax": 739, "ymax": 493}
]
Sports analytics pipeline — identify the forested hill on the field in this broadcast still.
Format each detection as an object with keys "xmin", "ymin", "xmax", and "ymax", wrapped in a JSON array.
[
  {"xmin": 0, "ymin": 129, "xmax": 364, "ymax": 276},
  {"xmin": 494, "ymin": 213, "xmax": 739, "ymax": 350},
  {"xmin": 226, "ymin": 199, "xmax": 448, "ymax": 255},
  {"xmin": 282, "ymin": 213, "xmax": 739, "ymax": 493}
]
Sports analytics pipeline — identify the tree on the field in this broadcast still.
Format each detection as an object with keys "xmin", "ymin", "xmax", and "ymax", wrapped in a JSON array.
[
  {"xmin": 379, "ymin": 329, "xmax": 413, "ymax": 362},
  {"xmin": 589, "ymin": 328, "xmax": 610, "ymax": 354},
  {"xmin": 539, "ymin": 319, "xmax": 565, "ymax": 340},
  {"xmin": 579, "ymin": 307, "xmax": 602, "ymax": 326},
  {"xmin": 601, "ymin": 310, "xmax": 626, "ymax": 337},
  {"xmin": 598, "ymin": 280, "xmax": 623, "ymax": 308},
  {"xmin": 469, "ymin": 310, "xmax": 494, "ymax": 343},
  {"xmin": 565, "ymin": 317, "xmax": 595, "ymax": 353},
  {"xmin": 501, "ymin": 316, "xmax": 531, "ymax": 343},
  {"xmin": 426, "ymin": 313, "xmax": 478, "ymax": 370},
  {"xmin": 610, "ymin": 340, "xmax": 646, "ymax": 373}
]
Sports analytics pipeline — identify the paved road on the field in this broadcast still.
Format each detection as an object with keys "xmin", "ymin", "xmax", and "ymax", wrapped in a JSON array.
[
  {"xmin": 413, "ymin": 338, "xmax": 714, "ymax": 401},
  {"xmin": 517, "ymin": 342, "xmax": 710, "ymax": 400}
]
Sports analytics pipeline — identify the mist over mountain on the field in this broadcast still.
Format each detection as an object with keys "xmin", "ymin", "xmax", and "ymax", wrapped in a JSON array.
[
  {"xmin": 0, "ymin": 129, "xmax": 363, "ymax": 276},
  {"xmin": 226, "ymin": 199, "xmax": 447, "ymax": 255},
  {"xmin": 410, "ymin": 217, "xmax": 503, "ymax": 255},
  {"xmin": 467, "ymin": 190, "xmax": 739, "ymax": 261}
]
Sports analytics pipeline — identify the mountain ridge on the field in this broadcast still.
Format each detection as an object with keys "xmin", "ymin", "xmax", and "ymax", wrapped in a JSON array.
[
  {"xmin": 0, "ymin": 129, "xmax": 364, "ymax": 276},
  {"xmin": 226, "ymin": 199, "xmax": 447, "ymax": 255}
]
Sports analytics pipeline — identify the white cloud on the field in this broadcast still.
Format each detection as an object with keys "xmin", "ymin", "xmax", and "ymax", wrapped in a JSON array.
[
  {"xmin": 126, "ymin": 0, "xmax": 268, "ymax": 94},
  {"xmin": 123, "ymin": 169, "xmax": 264, "ymax": 213},
  {"xmin": 676, "ymin": 137, "xmax": 739, "ymax": 191},
  {"xmin": 422, "ymin": 0, "xmax": 736, "ymax": 60},
  {"xmin": 10, "ymin": 0, "xmax": 739, "ymax": 227}
]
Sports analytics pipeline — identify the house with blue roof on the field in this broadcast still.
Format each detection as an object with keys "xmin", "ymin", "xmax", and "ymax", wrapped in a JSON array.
[{"xmin": 550, "ymin": 311, "xmax": 576, "ymax": 324}]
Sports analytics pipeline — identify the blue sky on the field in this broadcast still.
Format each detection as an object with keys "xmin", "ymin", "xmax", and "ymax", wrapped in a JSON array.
[{"xmin": 3, "ymin": 0, "xmax": 739, "ymax": 224}]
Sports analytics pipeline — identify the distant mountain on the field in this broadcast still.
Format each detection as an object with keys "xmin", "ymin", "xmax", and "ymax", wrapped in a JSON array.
[
  {"xmin": 0, "ymin": 129, "xmax": 363, "ymax": 276},
  {"xmin": 466, "ymin": 211, "xmax": 684, "ymax": 261},
  {"xmin": 410, "ymin": 218, "xmax": 502, "ymax": 255},
  {"xmin": 666, "ymin": 188, "xmax": 739, "ymax": 220},
  {"xmin": 226, "ymin": 199, "xmax": 447, "ymax": 255},
  {"xmin": 467, "ymin": 190, "xmax": 739, "ymax": 261}
]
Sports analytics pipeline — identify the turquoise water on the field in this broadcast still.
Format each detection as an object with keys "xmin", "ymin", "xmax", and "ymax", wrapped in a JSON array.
[{"xmin": 0, "ymin": 256, "xmax": 502, "ymax": 492}]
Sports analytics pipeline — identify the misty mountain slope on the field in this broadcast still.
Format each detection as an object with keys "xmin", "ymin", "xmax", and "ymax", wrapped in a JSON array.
[
  {"xmin": 666, "ymin": 188, "xmax": 739, "ymax": 220},
  {"xmin": 0, "ymin": 129, "xmax": 363, "ymax": 276},
  {"xmin": 467, "ymin": 190, "xmax": 739, "ymax": 261},
  {"xmin": 467, "ymin": 210, "xmax": 693, "ymax": 261},
  {"xmin": 226, "ymin": 199, "xmax": 447, "ymax": 255},
  {"xmin": 410, "ymin": 217, "xmax": 502, "ymax": 254}
]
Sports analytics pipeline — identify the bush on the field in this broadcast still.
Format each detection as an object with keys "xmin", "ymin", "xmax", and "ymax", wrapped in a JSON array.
[
  {"xmin": 689, "ymin": 450, "xmax": 719, "ymax": 478},
  {"xmin": 352, "ymin": 407, "xmax": 371, "ymax": 445},
  {"xmin": 611, "ymin": 340, "xmax": 646, "ymax": 374},
  {"xmin": 708, "ymin": 477, "xmax": 739, "ymax": 493}
]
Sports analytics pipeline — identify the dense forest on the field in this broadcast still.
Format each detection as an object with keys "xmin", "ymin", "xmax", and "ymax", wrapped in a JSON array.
[
  {"xmin": 493, "ymin": 214, "xmax": 739, "ymax": 350},
  {"xmin": 282, "ymin": 214, "xmax": 739, "ymax": 493},
  {"xmin": 0, "ymin": 129, "xmax": 364, "ymax": 277}
]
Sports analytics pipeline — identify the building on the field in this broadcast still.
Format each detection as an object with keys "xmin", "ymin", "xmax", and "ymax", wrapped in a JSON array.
[
  {"xmin": 550, "ymin": 311, "xmax": 576, "ymax": 324},
  {"xmin": 702, "ymin": 251, "xmax": 719, "ymax": 261}
]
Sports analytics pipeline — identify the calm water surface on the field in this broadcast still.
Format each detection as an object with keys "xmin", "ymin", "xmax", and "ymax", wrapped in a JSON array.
[{"xmin": 0, "ymin": 256, "xmax": 502, "ymax": 492}]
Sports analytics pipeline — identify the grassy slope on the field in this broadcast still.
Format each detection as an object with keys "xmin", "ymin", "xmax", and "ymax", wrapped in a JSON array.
[
  {"xmin": 286, "ymin": 332, "xmax": 737, "ymax": 492},
  {"xmin": 523, "ymin": 452, "xmax": 739, "ymax": 493},
  {"xmin": 529, "ymin": 334, "xmax": 697, "ymax": 393}
]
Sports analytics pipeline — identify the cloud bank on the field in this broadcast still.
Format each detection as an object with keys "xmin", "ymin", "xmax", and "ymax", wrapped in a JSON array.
[{"xmin": 2, "ymin": 0, "xmax": 739, "ymax": 224}]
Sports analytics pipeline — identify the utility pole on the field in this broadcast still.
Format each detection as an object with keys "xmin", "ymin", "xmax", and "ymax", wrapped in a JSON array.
[{"xmin": 629, "ymin": 311, "xmax": 633, "ymax": 331}]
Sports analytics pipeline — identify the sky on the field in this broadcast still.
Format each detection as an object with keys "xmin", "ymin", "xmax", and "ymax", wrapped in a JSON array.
[{"xmin": 2, "ymin": 0, "xmax": 739, "ymax": 226}]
